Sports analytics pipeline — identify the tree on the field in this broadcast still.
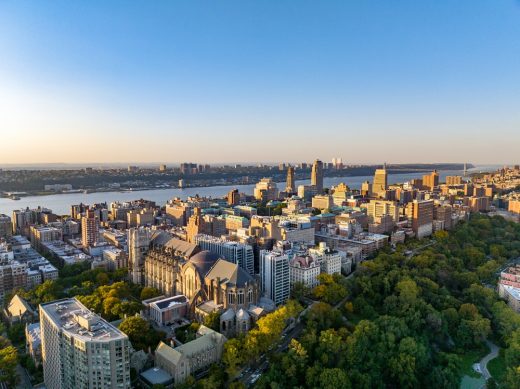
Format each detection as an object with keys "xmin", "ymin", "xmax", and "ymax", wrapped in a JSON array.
[
  {"xmin": 222, "ymin": 338, "xmax": 243, "ymax": 377},
  {"xmin": 290, "ymin": 281, "xmax": 309, "ymax": 301},
  {"xmin": 7, "ymin": 323, "xmax": 25, "ymax": 346},
  {"xmin": 119, "ymin": 316, "xmax": 164, "ymax": 351},
  {"xmin": 319, "ymin": 368, "xmax": 351, "ymax": 389},
  {"xmin": 203, "ymin": 311, "xmax": 221, "ymax": 332},
  {"xmin": 140, "ymin": 286, "xmax": 161, "ymax": 301},
  {"xmin": 96, "ymin": 272, "xmax": 110, "ymax": 286},
  {"xmin": 34, "ymin": 280, "xmax": 62, "ymax": 303},
  {"xmin": 0, "ymin": 337, "xmax": 18, "ymax": 387}
]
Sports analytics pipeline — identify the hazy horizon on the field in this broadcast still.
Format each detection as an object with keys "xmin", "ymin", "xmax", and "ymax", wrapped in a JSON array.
[{"xmin": 1, "ymin": 1, "xmax": 519, "ymax": 164}]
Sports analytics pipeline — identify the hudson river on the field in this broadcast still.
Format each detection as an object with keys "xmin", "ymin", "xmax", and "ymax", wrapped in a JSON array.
[{"xmin": 0, "ymin": 166, "xmax": 497, "ymax": 216}]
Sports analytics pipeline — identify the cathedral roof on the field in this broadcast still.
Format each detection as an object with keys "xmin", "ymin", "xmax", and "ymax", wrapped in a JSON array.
[
  {"xmin": 205, "ymin": 259, "xmax": 255, "ymax": 287},
  {"xmin": 187, "ymin": 250, "xmax": 221, "ymax": 277}
]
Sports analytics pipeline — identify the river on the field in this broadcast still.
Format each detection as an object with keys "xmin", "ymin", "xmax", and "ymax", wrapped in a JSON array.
[{"xmin": 0, "ymin": 166, "xmax": 498, "ymax": 216}]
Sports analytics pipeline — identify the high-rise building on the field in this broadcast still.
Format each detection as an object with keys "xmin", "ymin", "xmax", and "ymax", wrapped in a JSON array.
[
  {"xmin": 227, "ymin": 189, "xmax": 240, "ymax": 206},
  {"xmin": 0, "ymin": 214, "xmax": 12, "ymax": 239},
  {"xmin": 311, "ymin": 160, "xmax": 324, "ymax": 193},
  {"xmin": 285, "ymin": 166, "xmax": 295, "ymax": 194},
  {"xmin": 194, "ymin": 234, "xmax": 255, "ymax": 275},
  {"xmin": 372, "ymin": 164, "xmax": 388, "ymax": 195},
  {"xmin": 423, "ymin": 170, "xmax": 439, "ymax": 190},
  {"xmin": 81, "ymin": 209, "xmax": 99, "ymax": 247},
  {"xmin": 40, "ymin": 298, "xmax": 131, "ymax": 389},
  {"xmin": 260, "ymin": 250, "xmax": 290, "ymax": 305},
  {"xmin": 411, "ymin": 200, "xmax": 434, "ymax": 239}
]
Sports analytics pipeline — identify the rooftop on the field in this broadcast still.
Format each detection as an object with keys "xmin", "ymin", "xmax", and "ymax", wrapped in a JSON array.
[
  {"xmin": 140, "ymin": 367, "xmax": 173, "ymax": 385},
  {"xmin": 503, "ymin": 285, "xmax": 520, "ymax": 301},
  {"xmin": 152, "ymin": 295, "xmax": 188, "ymax": 310},
  {"xmin": 40, "ymin": 298, "xmax": 127, "ymax": 342}
]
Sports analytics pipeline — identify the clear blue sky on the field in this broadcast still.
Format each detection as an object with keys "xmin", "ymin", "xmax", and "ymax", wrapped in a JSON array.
[{"xmin": 0, "ymin": 1, "xmax": 519, "ymax": 164}]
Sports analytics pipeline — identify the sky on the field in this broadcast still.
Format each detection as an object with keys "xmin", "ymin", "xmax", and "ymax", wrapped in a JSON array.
[{"xmin": 0, "ymin": 1, "xmax": 519, "ymax": 165}]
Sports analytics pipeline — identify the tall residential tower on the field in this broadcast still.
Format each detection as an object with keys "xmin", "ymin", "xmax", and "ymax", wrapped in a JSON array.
[{"xmin": 40, "ymin": 298, "xmax": 131, "ymax": 389}]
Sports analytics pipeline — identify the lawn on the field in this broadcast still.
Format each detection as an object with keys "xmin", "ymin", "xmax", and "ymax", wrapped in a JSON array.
[
  {"xmin": 458, "ymin": 344, "xmax": 490, "ymax": 379},
  {"xmin": 488, "ymin": 350, "xmax": 507, "ymax": 384}
]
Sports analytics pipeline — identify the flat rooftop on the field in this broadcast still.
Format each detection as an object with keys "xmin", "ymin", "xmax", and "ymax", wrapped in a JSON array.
[
  {"xmin": 153, "ymin": 295, "xmax": 188, "ymax": 310},
  {"xmin": 40, "ymin": 298, "xmax": 127, "ymax": 342},
  {"xmin": 140, "ymin": 367, "xmax": 173, "ymax": 385}
]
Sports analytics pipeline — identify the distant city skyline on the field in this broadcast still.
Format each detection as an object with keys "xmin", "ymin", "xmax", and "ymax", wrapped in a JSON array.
[{"xmin": 1, "ymin": 1, "xmax": 519, "ymax": 164}]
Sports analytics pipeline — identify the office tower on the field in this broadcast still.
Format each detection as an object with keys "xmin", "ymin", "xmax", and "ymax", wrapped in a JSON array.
[
  {"xmin": 411, "ymin": 200, "xmax": 434, "ymax": 239},
  {"xmin": 128, "ymin": 227, "xmax": 154, "ymax": 284},
  {"xmin": 227, "ymin": 189, "xmax": 240, "ymax": 206},
  {"xmin": 253, "ymin": 178, "xmax": 279, "ymax": 202},
  {"xmin": 40, "ymin": 298, "xmax": 131, "ymax": 389},
  {"xmin": 159, "ymin": 164, "xmax": 167, "ymax": 172},
  {"xmin": 286, "ymin": 166, "xmax": 295, "ymax": 194},
  {"xmin": 311, "ymin": 159, "xmax": 324, "ymax": 193},
  {"xmin": 81, "ymin": 209, "xmax": 99, "ymax": 247},
  {"xmin": 372, "ymin": 164, "xmax": 388, "ymax": 195},
  {"xmin": 422, "ymin": 170, "xmax": 439, "ymax": 190},
  {"xmin": 260, "ymin": 250, "xmax": 290, "ymax": 305},
  {"xmin": 194, "ymin": 234, "xmax": 255, "ymax": 275},
  {"xmin": 0, "ymin": 215, "xmax": 12, "ymax": 239}
]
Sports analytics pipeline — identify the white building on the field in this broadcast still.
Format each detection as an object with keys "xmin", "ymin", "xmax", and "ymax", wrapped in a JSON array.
[
  {"xmin": 145, "ymin": 295, "xmax": 188, "ymax": 326},
  {"xmin": 309, "ymin": 243, "xmax": 343, "ymax": 275},
  {"xmin": 194, "ymin": 234, "xmax": 254, "ymax": 275},
  {"xmin": 289, "ymin": 255, "xmax": 320, "ymax": 289},
  {"xmin": 260, "ymin": 250, "xmax": 290, "ymax": 306},
  {"xmin": 39, "ymin": 298, "xmax": 131, "ymax": 389}
]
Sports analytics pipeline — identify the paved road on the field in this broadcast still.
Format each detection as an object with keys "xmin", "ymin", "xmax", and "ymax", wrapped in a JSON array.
[
  {"xmin": 479, "ymin": 340, "xmax": 500, "ymax": 381},
  {"xmin": 407, "ymin": 241, "xmax": 436, "ymax": 258}
]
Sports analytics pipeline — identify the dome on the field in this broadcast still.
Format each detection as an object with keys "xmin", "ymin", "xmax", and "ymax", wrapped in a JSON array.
[{"xmin": 188, "ymin": 250, "xmax": 221, "ymax": 277}]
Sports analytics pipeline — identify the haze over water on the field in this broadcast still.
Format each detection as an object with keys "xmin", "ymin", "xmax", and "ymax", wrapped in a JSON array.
[{"xmin": 0, "ymin": 166, "xmax": 498, "ymax": 216}]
